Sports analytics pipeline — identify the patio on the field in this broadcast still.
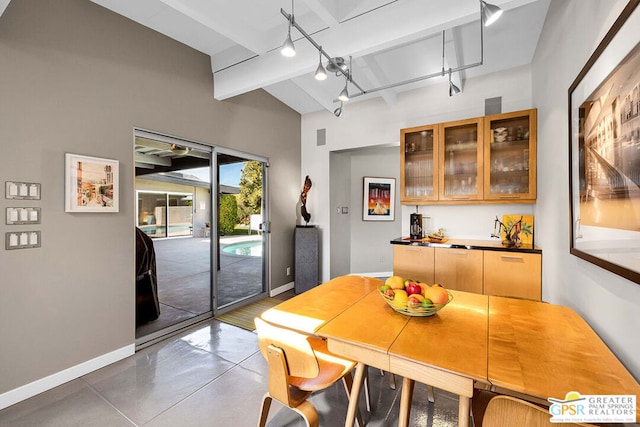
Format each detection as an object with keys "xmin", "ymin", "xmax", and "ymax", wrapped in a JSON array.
[{"xmin": 136, "ymin": 234, "xmax": 263, "ymax": 339}]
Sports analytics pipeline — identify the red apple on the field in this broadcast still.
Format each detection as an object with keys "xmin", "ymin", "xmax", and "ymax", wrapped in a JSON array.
[{"xmin": 405, "ymin": 282, "xmax": 422, "ymax": 295}]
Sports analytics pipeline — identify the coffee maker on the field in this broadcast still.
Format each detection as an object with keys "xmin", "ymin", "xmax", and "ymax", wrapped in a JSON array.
[{"xmin": 410, "ymin": 213, "xmax": 423, "ymax": 240}]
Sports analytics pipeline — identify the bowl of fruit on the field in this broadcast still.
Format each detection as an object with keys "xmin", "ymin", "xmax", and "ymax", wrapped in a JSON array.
[{"xmin": 379, "ymin": 276, "xmax": 453, "ymax": 316}]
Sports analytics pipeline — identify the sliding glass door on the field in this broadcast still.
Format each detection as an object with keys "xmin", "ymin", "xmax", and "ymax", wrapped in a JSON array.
[
  {"xmin": 213, "ymin": 148, "xmax": 269, "ymax": 315},
  {"xmin": 134, "ymin": 130, "xmax": 270, "ymax": 345},
  {"xmin": 134, "ymin": 131, "xmax": 213, "ymax": 346}
]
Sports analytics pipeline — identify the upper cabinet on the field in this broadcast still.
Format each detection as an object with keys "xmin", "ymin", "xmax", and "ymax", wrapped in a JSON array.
[
  {"xmin": 400, "ymin": 109, "xmax": 536, "ymax": 205},
  {"xmin": 400, "ymin": 124, "xmax": 439, "ymax": 203},
  {"xmin": 439, "ymin": 117, "xmax": 483, "ymax": 202},
  {"xmin": 483, "ymin": 109, "xmax": 537, "ymax": 203}
]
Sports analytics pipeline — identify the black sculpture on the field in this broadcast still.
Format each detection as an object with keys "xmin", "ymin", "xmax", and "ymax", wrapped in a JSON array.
[{"xmin": 300, "ymin": 175, "xmax": 312, "ymax": 225}]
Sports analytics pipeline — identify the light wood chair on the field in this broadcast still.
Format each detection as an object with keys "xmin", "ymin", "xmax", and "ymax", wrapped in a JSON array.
[
  {"xmin": 255, "ymin": 317, "xmax": 364, "ymax": 427},
  {"xmin": 480, "ymin": 395, "xmax": 596, "ymax": 427}
]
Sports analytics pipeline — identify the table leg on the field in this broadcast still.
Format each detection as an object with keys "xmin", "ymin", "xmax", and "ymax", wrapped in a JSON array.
[
  {"xmin": 345, "ymin": 362, "xmax": 366, "ymax": 427},
  {"xmin": 458, "ymin": 395, "xmax": 470, "ymax": 427},
  {"xmin": 398, "ymin": 377, "xmax": 415, "ymax": 427}
]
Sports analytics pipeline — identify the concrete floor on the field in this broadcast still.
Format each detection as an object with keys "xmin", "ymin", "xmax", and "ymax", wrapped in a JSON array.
[
  {"xmin": 136, "ymin": 235, "xmax": 263, "ymax": 339},
  {"xmin": 0, "ymin": 316, "xmax": 461, "ymax": 426}
]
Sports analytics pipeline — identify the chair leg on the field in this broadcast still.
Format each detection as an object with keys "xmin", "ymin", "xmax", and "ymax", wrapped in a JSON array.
[
  {"xmin": 427, "ymin": 385, "xmax": 435, "ymax": 403},
  {"xmin": 257, "ymin": 393, "xmax": 272, "ymax": 427},
  {"xmin": 342, "ymin": 372, "xmax": 365, "ymax": 427},
  {"xmin": 363, "ymin": 366, "xmax": 371, "ymax": 412},
  {"xmin": 388, "ymin": 372, "xmax": 397, "ymax": 390},
  {"xmin": 293, "ymin": 400, "xmax": 319, "ymax": 427}
]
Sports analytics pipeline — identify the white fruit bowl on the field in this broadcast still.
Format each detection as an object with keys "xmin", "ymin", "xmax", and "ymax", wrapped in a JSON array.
[{"xmin": 379, "ymin": 289, "xmax": 453, "ymax": 317}]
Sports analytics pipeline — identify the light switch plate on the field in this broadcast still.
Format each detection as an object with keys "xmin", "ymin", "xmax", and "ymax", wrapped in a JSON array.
[
  {"xmin": 5, "ymin": 181, "xmax": 41, "ymax": 200},
  {"xmin": 6, "ymin": 207, "xmax": 41, "ymax": 225},
  {"xmin": 5, "ymin": 231, "xmax": 41, "ymax": 250}
]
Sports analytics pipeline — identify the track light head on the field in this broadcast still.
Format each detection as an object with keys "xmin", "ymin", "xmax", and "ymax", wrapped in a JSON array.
[
  {"xmin": 338, "ymin": 83, "xmax": 349, "ymax": 102},
  {"xmin": 315, "ymin": 49, "xmax": 327, "ymax": 80},
  {"xmin": 334, "ymin": 103, "xmax": 344, "ymax": 118},
  {"xmin": 481, "ymin": 1, "xmax": 503, "ymax": 26},
  {"xmin": 448, "ymin": 69, "xmax": 461, "ymax": 96},
  {"xmin": 281, "ymin": 24, "xmax": 296, "ymax": 57}
]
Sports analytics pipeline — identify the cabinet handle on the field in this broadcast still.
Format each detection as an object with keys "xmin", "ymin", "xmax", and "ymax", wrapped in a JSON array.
[
  {"xmin": 500, "ymin": 255, "xmax": 524, "ymax": 260},
  {"xmin": 498, "ymin": 195, "xmax": 520, "ymax": 199},
  {"xmin": 451, "ymin": 196, "xmax": 470, "ymax": 200},
  {"xmin": 451, "ymin": 251, "xmax": 468, "ymax": 255}
]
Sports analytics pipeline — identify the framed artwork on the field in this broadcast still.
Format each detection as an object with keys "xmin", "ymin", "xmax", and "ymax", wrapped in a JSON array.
[
  {"xmin": 65, "ymin": 153, "xmax": 119, "ymax": 213},
  {"xmin": 568, "ymin": 0, "xmax": 640, "ymax": 284},
  {"xmin": 363, "ymin": 176, "xmax": 395, "ymax": 221}
]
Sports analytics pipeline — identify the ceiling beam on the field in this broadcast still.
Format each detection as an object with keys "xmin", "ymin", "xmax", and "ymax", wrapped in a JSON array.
[
  {"xmin": 213, "ymin": 0, "xmax": 482, "ymax": 100},
  {"xmin": 157, "ymin": 0, "xmax": 266, "ymax": 53},
  {"xmin": 135, "ymin": 152, "xmax": 172, "ymax": 167}
]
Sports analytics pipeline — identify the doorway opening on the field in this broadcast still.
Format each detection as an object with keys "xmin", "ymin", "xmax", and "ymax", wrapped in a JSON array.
[{"xmin": 133, "ymin": 130, "xmax": 270, "ymax": 347}]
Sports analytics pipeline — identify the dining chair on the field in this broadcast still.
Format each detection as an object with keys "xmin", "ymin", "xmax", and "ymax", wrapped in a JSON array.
[
  {"xmin": 254, "ymin": 317, "xmax": 365, "ymax": 427},
  {"xmin": 480, "ymin": 395, "xmax": 597, "ymax": 427}
]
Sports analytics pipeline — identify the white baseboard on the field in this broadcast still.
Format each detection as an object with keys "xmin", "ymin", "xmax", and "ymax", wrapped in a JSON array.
[
  {"xmin": 270, "ymin": 281, "xmax": 294, "ymax": 297},
  {"xmin": 0, "ymin": 344, "xmax": 134, "ymax": 411}
]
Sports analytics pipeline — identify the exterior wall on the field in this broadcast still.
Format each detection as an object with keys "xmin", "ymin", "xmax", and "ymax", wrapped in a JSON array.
[
  {"xmin": 0, "ymin": 0, "xmax": 300, "ymax": 403},
  {"xmin": 532, "ymin": 0, "xmax": 640, "ymax": 380}
]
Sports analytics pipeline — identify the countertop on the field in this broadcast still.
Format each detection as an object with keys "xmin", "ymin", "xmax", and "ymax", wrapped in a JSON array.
[{"xmin": 390, "ymin": 237, "xmax": 542, "ymax": 254}]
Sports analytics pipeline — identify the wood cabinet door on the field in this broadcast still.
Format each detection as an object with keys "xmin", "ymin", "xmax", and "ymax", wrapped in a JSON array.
[
  {"xmin": 483, "ymin": 108, "xmax": 537, "ymax": 202},
  {"xmin": 434, "ymin": 247, "xmax": 483, "ymax": 293},
  {"xmin": 438, "ymin": 117, "xmax": 484, "ymax": 202},
  {"xmin": 393, "ymin": 245, "xmax": 435, "ymax": 284},
  {"xmin": 400, "ymin": 125, "xmax": 439, "ymax": 204},
  {"xmin": 483, "ymin": 251, "xmax": 541, "ymax": 300}
]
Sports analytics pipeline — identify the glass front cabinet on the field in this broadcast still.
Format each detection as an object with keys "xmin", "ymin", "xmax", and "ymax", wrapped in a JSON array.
[
  {"xmin": 439, "ymin": 118, "xmax": 483, "ymax": 202},
  {"xmin": 400, "ymin": 109, "xmax": 536, "ymax": 204},
  {"xmin": 400, "ymin": 124, "xmax": 439, "ymax": 203},
  {"xmin": 483, "ymin": 109, "xmax": 537, "ymax": 202}
]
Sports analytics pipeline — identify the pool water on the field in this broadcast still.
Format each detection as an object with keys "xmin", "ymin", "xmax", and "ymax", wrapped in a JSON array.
[{"xmin": 222, "ymin": 241, "xmax": 262, "ymax": 257}]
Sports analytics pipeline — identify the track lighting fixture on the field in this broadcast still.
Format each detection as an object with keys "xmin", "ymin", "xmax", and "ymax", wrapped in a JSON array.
[
  {"xmin": 480, "ymin": 1, "xmax": 503, "ymax": 26},
  {"xmin": 314, "ymin": 48, "xmax": 327, "ymax": 80},
  {"xmin": 448, "ymin": 69, "xmax": 461, "ymax": 96},
  {"xmin": 281, "ymin": 0, "xmax": 296, "ymax": 57},
  {"xmin": 280, "ymin": 0, "xmax": 499, "ymax": 106}
]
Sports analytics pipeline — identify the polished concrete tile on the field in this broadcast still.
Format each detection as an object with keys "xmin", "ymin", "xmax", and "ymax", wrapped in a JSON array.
[
  {"xmin": 0, "ymin": 380, "xmax": 134, "ymax": 427},
  {"xmin": 81, "ymin": 336, "xmax": 235, "ymax": 425},
  {"xmin": 145, "ymin": 365, "xmax": 277, "ymax": 427},
  {"xmin": 1, "ymin": 307, "xmax": 460, "ymax": 427}
]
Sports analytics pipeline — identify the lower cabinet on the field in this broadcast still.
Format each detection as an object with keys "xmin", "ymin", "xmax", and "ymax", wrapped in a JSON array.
[
  {"xmin": 393, "ymin": 245, "xmax": 434, "ymax": 284},
  {"xmin": 483, "ymin": 251, "xmax": 542, "ymax": 300},
  {"xmin": 392, "ymin": 244, "xmax": 542, "ymax": 300},
  {"xmin": 434, "ymin": 248, "xmax": 483, "ymax": 294}
]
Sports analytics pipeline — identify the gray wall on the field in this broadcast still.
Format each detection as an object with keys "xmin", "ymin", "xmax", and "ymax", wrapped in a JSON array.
[
  {"xmin": 0, "ymin": 0, "xmax": 300, "ymax": 397},
  {"xmin": 349, "ymin": 147, "xmax": 400, "ymax": 275},
  {"xmin": 329, "ymin": 151, "xmax": 351, "ymax": 278},
  {"xmin": 328, "ymin": 146, "xmax": 400, "ymax": 278}
]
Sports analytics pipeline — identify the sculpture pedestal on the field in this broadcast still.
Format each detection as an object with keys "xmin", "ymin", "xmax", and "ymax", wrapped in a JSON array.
[{"xmin": 294, "ymin": 225, "xmax": 319, "ymax": 294}]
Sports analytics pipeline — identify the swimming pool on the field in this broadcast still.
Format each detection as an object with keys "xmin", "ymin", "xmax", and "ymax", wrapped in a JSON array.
[{"xmin": 221, "ymin": 241, "xmax": 262, "ymax": 257}]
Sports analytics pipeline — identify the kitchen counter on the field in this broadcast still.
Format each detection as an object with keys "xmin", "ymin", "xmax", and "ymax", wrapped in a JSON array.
[{"xmin": 390, "ymin": 237, "xmax": 542, "ymax": 254}]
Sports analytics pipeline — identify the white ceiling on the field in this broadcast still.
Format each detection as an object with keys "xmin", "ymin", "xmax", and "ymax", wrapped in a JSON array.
[{"xmin": 2, "ymin": 0, "xmax": 551, "ymax": 115}]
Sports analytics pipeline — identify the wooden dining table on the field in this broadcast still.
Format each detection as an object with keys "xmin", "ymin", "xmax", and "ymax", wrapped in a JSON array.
[{"xmin": 260, "ymin": 276, "xmax": 640, "ymax": 426}]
